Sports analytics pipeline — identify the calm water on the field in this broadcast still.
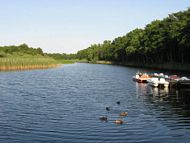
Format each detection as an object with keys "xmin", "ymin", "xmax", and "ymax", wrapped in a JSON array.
[{"xmin": 0, "ymin": 63, "xmax": 190, "ymax": 143}]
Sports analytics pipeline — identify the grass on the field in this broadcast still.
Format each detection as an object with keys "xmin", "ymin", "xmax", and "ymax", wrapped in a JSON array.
[
  {"xmin": 56, "ymin": 59, "xmax": 88, "ymax": 64},
  {"xmin": 0, "ymin": 55, "xmax": 58, "ymax": 71},
  {"xmin": 0, "ymin": 52, "xmax": 87, "ymax": 71}
]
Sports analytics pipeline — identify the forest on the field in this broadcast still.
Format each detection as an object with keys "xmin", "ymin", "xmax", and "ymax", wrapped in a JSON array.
[{"xmin": 76, "ymin": 8, "xmax": 190, "ymax": 66}]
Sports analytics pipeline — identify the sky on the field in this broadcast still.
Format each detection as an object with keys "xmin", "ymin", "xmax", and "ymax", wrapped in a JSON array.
[{"xmin": 0, "ymin": 0, "xmax": 190, "ymax": 54}]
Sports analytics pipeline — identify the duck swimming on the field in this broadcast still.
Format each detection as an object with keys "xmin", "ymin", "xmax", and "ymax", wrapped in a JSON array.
[
  {"xmin": 119, "ymin": 111, "xmax": 128, "ymax": 116},
  {"xmin": 114, "ymin": 119, "xmax": 124, "ymax": 124},
  {"xmin": 106, "ymin": 107, "xmax": 111, "ymax": 111},
  {"xmin": 99, "ymin": 116, "xmax": 108, "ymax": 121},
  {"xmin": 116, "ymin": 101, "xmax": 120, "ymax": 105}
]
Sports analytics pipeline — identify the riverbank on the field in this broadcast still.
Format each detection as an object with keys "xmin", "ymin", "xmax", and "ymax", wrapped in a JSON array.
[
  {"xmin": 0, "ymin": 57, "xmax": 59, "ymax": 71},
  {"xmin": 0, "ymin": 57, "xmax": 86, "ymax": 71},
  {"xmin": 122, "ymin": 62, "xmax": 190, "ymax": 72},
  {"xmin": 0, "ymin": 64, "xmax": 58, "ymax": 71},
  {"xmin": 84, "ymin": 60, "xmax": 190, "ymax": 72}
]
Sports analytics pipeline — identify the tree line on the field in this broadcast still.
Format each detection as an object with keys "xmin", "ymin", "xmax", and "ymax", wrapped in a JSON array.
[
  {"xmin": 1, "ymin": 8, "xmax": 189, "ymax": 65},
  {"xmin": 76, "ymin": 8, "xmax": 190, "ymax": 65},
  {"xmin": 0, "ymin": 44, "xmax": 44, "ymax": 57},
  {"xmin": 47, "ymin": 53, "xmax": 77, "ymax": 60}
]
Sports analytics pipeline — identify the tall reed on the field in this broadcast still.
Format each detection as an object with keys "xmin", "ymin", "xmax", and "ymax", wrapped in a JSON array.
[{"xmin": 0, "ymin": 57, "xmax": 58, "ymax": 71}]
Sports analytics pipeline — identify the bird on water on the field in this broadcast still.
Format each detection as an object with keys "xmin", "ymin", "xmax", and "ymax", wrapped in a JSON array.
[
  {"xmin": 116, "ymin": 101, "xmax": 120, "ymax": 105},
  {"xmin": 119, "ymin": 111, "xmax": 128, "ymax": 117},
  {"xmin": 114, "ymin": 119, "xmax": 124, "ymax": 124},
  {"xmin": 106, "ymin": 107, "xmax": 111, "ymax": 111},
  {"xmin": 99, "ymin": 116, "xmax": 108, "ymax": 121}
]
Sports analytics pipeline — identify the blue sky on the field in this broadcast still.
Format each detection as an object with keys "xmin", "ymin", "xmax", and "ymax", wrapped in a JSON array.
[{"xmin": 0, "ymin": 0, "xmax": 190, "ymax": 53}]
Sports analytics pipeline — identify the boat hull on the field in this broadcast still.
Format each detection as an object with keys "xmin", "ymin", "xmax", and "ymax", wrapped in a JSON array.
[{"xmin": 176, "ymin": 80, "xmax": 190, "ymax": 88}]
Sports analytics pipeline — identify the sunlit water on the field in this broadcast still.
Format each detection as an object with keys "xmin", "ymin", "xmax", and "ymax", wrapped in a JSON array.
[{"xmin": 0, "ymin": 63, "xmax": 190, "ymax": 143}]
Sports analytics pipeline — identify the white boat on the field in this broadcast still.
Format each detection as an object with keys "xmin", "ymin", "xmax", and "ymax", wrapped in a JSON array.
[
  {"xmin": 132, "ymin": 74, "xmax": 140, "ymax": 81},
  {"xmin": 132, "ymin": 73, "xmax": 151, "ymax": 83},
  {"xmin": 153, "ymin": 73, "xmax": 169, "ymax": 79},
  {"xmin": 159, "ymin": 78, "xmax": 169, "ymax": 87},
  {"xmin": 147, "ymin": 77, "xmax": 169, "ymax": 87},
  {"xmin": 147, "ymin": 78, "xmax": 159, "ymax": 87},
  {"xmin": 180, "ymin": 76, "xmax": 190, "ymax": 80}
]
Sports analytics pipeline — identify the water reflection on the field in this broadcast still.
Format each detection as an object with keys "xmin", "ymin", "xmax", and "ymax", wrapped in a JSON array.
[
  {"xmin": 135, "ymin": 82, "xmax": 149, "ymax": 98},
  {"xmin": 1, "ymin": 64, "xmax": 190, "ymax": 143},
  {"xmin": 135, "ymin": 82, "xmax": 190, "ymax": 126},
  {"xmin": 136, "ymin": 82, "xmax": 190, "ymax": 105},
  {"xmin": 151, "ymin": 87, "xmax": 169, "ymax": 97}
]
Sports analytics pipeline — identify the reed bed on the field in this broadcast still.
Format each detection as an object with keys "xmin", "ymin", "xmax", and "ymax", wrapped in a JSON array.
[{"xmin": 0, "ymin": 57, "xmax": 58, "ymax": 71}]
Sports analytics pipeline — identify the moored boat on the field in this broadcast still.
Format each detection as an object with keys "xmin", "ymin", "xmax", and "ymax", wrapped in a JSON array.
[
  {"xmin": 147, "ymin": 78, "xmax": 159, "ymax": 87},
  {"xmin": 176, "ymin": 77, "xmax": 190, "ymax": 88},
  {"xmin": 134, "ymin": 73, "xmax": 190, "ymax": 89},
  {"xmin": 159, "ymin": 78, "xmax": 169, "ymax": 87},
  {"xmin": 147, "ymin": 77, "xmax": 169, "ymax": 87},
  {"xmin": 168, "ymin": 75, "xmax": 181, "ymax": 81},
  {"xmin": 133, "ymin": 73, "xmax": 151, "ymax": 83},
  {"xmin": 153, "ymin": 73, "xmax": 169, "ymax": 79},
  {"xmin": 177, "ymin": 80, "xmax": 190, "ymax": 88}
]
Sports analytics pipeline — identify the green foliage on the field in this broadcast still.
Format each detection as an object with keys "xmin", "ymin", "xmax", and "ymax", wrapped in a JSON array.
[
  {"xmin": 76, "ymin": 8, "xmax": 190, "ymax": 65},
  {"xmin": 0, "ymin": 44, "xmax": 58, "ymax": 70},
  {"xmin": 47, "ymin": 53, "xmax": 77, "ymax": 60},
  {"xmin": 0, "ymin": 44, "xmax": 44, "ymax": 56}
]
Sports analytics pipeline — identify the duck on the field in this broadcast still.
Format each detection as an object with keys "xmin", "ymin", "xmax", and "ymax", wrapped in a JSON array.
[
  {"xmin": 114, "ymin": 119, "xmax": 124, "ymax": 124},
  {"xmin": 116, "ymin": 101, "xmax": 120, "ymax": 105},
  {"xmin": 106, "ymin": 107, "xmax": 111, "ymax": 111},
  {"xmin": 99, "ymin": 116, "xmax": 108, "ymax": 121},
  {"xmin": 119, "ymin": 111, "xmax": 128, "ymax": 116}
]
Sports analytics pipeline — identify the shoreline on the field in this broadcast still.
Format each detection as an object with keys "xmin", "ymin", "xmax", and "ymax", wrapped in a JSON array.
[
  {"xmin": 81, "ymin": 60, "xmax": 190, "ymax": 72},
  {"xmin": 0, "ymin": 64, "xmax": 59, "ymax": 71}
]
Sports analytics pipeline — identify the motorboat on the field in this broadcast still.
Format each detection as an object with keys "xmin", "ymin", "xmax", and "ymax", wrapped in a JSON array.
[
  {"xmin": 168, "ymin": 75, "xmax": 181, "ymax": 81},
  {"xmin": 176, "ymin": 77, "xmax": 190, "ymax": 88},
  {"xmin": 133, "ymin": 73, "xmax": 151, "ymax": 83},
  {"xmin": 153, "ymin": 73, "xmax": 169, "ymax": 79},
  {"xmin": 147, "ymin": 77, "xmax": 169, "ymax": 87},
  {"xmin": 177, "ymin": 80, "xmax": 190, "ymax": 88}
]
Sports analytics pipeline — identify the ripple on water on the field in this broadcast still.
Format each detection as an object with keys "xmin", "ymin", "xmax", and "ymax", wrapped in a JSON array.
[{"xmin": 0, "ymin": 63, "xmax": 190, "ymax": 143}]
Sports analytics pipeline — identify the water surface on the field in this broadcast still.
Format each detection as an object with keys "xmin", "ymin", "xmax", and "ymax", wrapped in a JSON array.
[{"xmin": 0, "ymin": 63, "xmax": 190, "ymax": 143}]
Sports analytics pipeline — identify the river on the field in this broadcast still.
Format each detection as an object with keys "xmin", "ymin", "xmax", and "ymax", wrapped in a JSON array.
[{"xmin": 0, "ymin": 63, "xmax": 190, "ymax": 143}]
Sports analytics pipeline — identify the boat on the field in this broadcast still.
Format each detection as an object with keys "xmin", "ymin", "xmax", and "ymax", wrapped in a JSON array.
[
  {"xmin": 153, "ymin": 73, "xmax": 169, "ymax": 79},
  {"xmin": 133, "ymin": 73, "xmax": 151, "ymax": 83},
  {"xmin": 147, "ymin": 78, "xmax": 159, "ymax": 87},
  {"xmin": 176, "ymin": 77, "xmax": 190, "ymax": 88},
  {"xmin": 133, "ymin": 72, "xmax": 190, "ymax": 89},
  {"xmin": 180, "ymin": 76, "xmax": 190, "ymax": 80},
  {"xmin": 176, "ymin": 80, "xmax": 190, "ymax": 88},
  {"xmin": 159, "ymin": 78, "xmax": 169, "ymax": 87},
  {"xmin": 147, "ymin": 77, "xmax": 169, "ymax": 87},
  {"xmin": 168, "ymin": 75, "xmax": 181, "ymax": 81}
]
